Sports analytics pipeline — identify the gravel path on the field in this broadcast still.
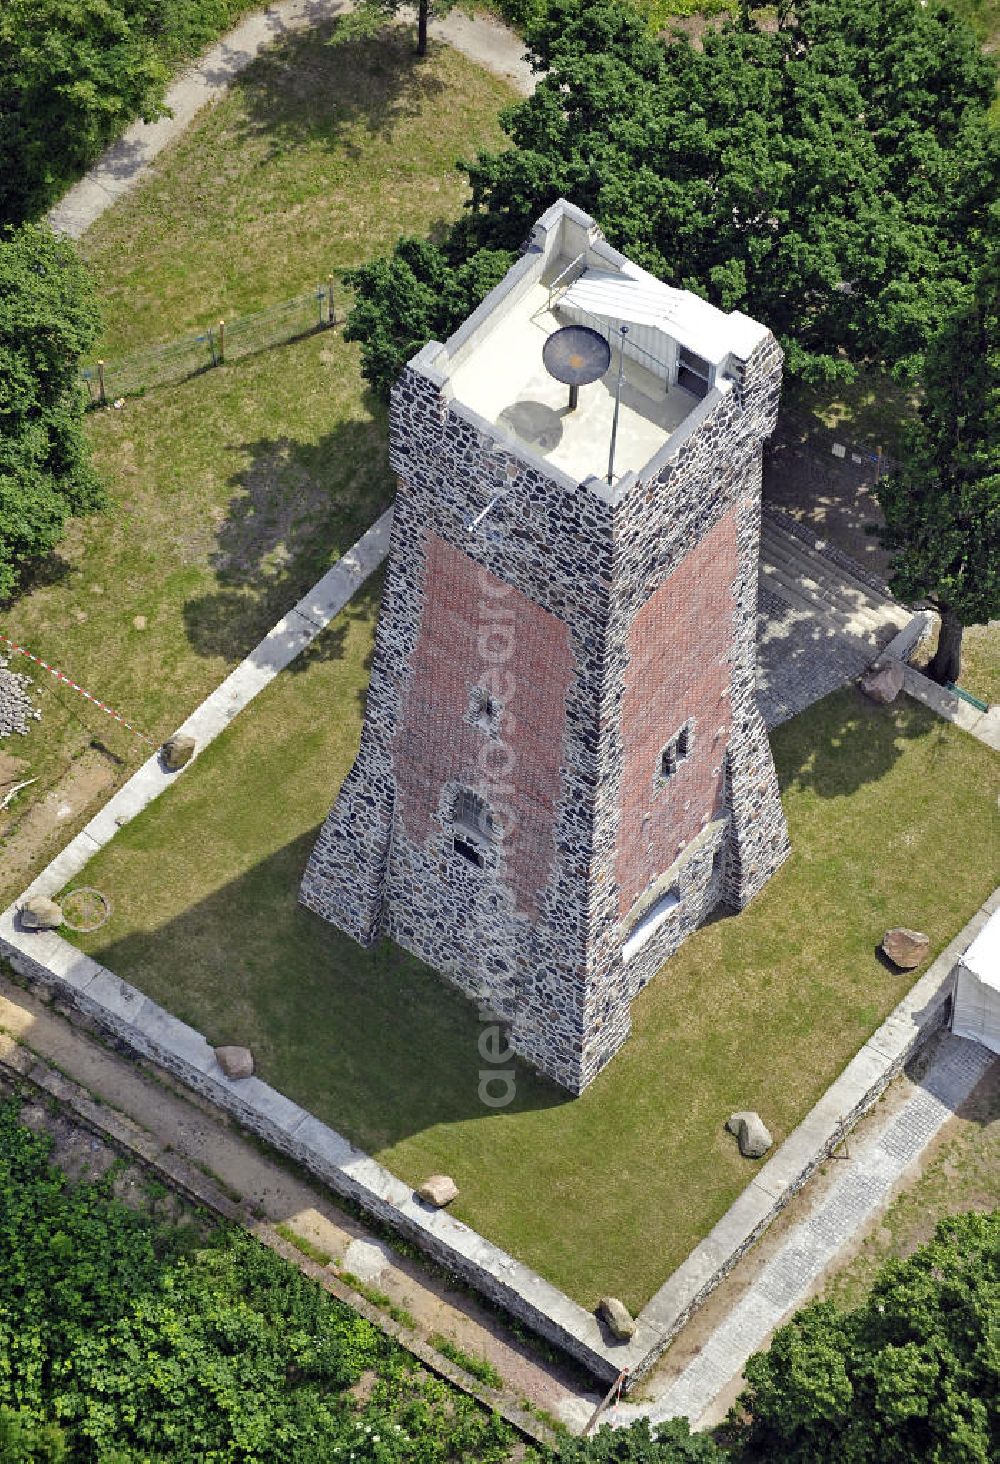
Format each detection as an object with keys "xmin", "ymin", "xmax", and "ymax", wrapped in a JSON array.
[{"xmin": 0, "ymin": 657, "xmax": 41, "ymax": 739}]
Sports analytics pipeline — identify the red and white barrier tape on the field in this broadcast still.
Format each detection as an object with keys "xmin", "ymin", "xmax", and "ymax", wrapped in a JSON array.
[{"xmin": 0, "ymin": 633, "xmax": 153, "ymax": 744}]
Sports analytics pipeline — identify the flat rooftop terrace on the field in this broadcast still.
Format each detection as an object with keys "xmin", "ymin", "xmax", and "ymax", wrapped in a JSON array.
[{"xmin": 446, "ymin": 277, "xmax": 701, "ymax": 486}]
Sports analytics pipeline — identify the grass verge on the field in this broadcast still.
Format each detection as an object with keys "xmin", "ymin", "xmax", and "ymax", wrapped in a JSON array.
[{"xmin": 62, "ymin": 597, "xmax": 1000, "ymax": 1311}]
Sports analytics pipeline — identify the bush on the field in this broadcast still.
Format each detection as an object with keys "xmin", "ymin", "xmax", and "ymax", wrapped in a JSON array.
[
  {"xmin": 0, "ymin": 1098, "xmax": 523, "ymax": 1461},
  {"xmin": 0, "ymin": 223, "xmax": 104, "ymax": 602},
  {"xmin": 730, "ymin": 1210, "xmax": 999, "ymax": 1462}
]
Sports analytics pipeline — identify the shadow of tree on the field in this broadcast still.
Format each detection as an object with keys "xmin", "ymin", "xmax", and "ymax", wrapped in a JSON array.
[
  {"xmin": 764, "ymin": 413, "xmax": 891, "ymax": 580},
  {"xmin": 227, "ymin": 20, "xmax": 446, "ymax": 163},
  {"xmin": 771, "ymin": 685, "xmax": 946, "ymax": 800},
  {"xmin": 182, "ymin": 403, "xmax": 392, "ymax": 673}
]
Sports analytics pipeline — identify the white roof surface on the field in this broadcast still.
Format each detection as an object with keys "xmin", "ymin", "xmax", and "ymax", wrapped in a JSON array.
[
  {"xmin": 562, "ymin": 266, "xmax": 768, "ymax": 366},
  {"xmin": 960, "ymin": 906, "xmax": 1000, "ymax": 990}
]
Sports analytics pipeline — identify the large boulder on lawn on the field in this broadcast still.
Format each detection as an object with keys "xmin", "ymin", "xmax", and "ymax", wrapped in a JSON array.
[
  {"xmin": 597, "ymin": 1296, "xmax": 636, "ymax": 1341},
  {"xmin": 417, "ymin": 1174, "xmax": 458, "ymax": 1208},
  {"xmin": 20, "ymin": 896, "xmax": 63, "ymax": 930},
  {"xmin": 860, "ymin": 659, "xmax": 904, "ymax": 705},
  {"xmin": 161, "ymin": 733, "xmax": 196, "ymax": 771},
  {"xmin": 214, "ymin": 1044, "xmax": 254, "ymax": 1079},
  {"xmin": 727, "ymin": 1110, "xmax": 773, "ymax": 1159},
  {"xmin": 881, "ymin": 927, "xmax": 931, "ymax": 969}
]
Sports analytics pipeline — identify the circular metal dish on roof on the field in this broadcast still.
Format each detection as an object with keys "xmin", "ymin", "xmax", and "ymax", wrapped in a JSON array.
[{"xmin": 542, "ymin": 325, "xmax": 612, "ymax": 386}]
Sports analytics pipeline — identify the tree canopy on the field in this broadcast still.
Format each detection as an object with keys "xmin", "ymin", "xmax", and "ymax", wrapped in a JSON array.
[
  {"xmin": 0, "ymin": 223, "xmax": 103, "ymax": 602},
  {"xmin": 875, "ymin": 240, "xmax": 999, "ymax": 682},
  {"xmin": 728, "ymin": 1210, "xmax": 999, "ymax": 1462},
  {"xmin": 348, "ymin": 0, "xmax": 998, "ymax": 398}
]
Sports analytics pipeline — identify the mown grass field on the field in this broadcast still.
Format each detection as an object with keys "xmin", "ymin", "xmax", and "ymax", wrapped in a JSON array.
[
  {"xmin": 65, "ymin": 610, "xmax": 1000, "ymax": 1312},
  {"xmin": 0, "ymin": 26, "xmax": 513, "ymax": 907}
]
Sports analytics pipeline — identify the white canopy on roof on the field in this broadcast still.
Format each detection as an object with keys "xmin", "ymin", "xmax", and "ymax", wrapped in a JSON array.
[
  {"xmin": 561, "ymin": 266, "xmax": 767, "ymax": 367},
  {"xmin": 952, "ymin": 906, "xmax": 1000, "ymax": 1055}
]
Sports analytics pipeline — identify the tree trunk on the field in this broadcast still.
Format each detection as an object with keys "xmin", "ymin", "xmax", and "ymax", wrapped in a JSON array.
[
  {"xmin": 417, "ymin": 0, "xmax": 428, "ymax": 55},
  {"xmin": 927, "ymin": 606, "xmax": 964, "ymax": 686}
]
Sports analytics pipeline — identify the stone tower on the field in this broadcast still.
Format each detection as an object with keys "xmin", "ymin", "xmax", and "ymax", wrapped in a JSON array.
[{"xmin": 301, "ymin": 201, "xmax": 789, "ymax": 1093}]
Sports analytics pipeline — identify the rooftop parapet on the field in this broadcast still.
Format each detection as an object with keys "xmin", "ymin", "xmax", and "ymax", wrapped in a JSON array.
[{"xmin": 411, "ymin": 200, "xmax": 771, "ymax": 498}]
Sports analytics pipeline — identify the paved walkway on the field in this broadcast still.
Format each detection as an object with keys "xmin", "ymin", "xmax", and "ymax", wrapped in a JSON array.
[
  {"xmin": 47, "ymin": 1, "xmax": 533, "ymax": 240},
  {"xmin": 606, "ymin": 1032, "xmax": 996, "ymax": 1433},
  {"xmin": 756, "ymin": 516, "xmax": 910, "ymax": 728}
]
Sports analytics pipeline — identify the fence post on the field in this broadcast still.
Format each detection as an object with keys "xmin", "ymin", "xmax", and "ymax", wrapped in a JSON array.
[
  {"xmin": 218, "ymin": 320, "xmax": 225, "ymax": 364},
  {"xmin": 328, "ymin": 274, "xmax": 336, "ymax": 327},
  {"xmin": 97, "ymin": 360, "xmax": 106, "ymax": 405}
]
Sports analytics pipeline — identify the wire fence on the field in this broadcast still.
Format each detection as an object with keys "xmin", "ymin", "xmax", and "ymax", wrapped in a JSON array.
[{"xmin": 80, "ymin": 276, "xmax": 350, "ymax": 403}]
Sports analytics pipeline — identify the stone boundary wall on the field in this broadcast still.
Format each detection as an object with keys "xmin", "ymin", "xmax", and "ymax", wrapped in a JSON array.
[
  {"xmin": 634, "ymin": 887, "xmax": 999, "ymax": 1370},
  {"xmin": 3, "ymin": 884, "xmax": 994, "ymax": 1388},
  {"xmin": 0, "ymin": 1032, "xmax": 556, "ymax": 1452}
]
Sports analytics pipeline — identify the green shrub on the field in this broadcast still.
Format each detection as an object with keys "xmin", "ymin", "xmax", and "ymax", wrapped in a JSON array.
[
  {"xmin": 730, "ymin": 1211, "xmax": 999, "ymax": 1462},
  {"xmin": 0, "ymin": 1099, "xmax": 522, "ymax": 1461},
  {"xmin": 0, "ymin": 223, "xmax": 104, "ymax": 600}
]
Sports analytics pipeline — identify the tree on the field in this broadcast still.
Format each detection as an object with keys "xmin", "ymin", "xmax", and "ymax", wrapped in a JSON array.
[
  {"xmin": 348, "ymin": 0, "xmax": 999, "ymax": 398},
  {"xmin": 730, "ymin": 1210, "xmax": 999, "ymax": 1462},
  {"xmin": 329, "ymin": 0, "xmax": 460, "ymax": 57},
  {"xmin": 0, "ymin": 1408, "xmax": 67, "ymax": 1464},
  {"xmin": 875, "ymin": 243, "xmax": 999, "ymax": 684},
  {"xmin": 0, "ymin": 223, "xmax": 104, "ymax": 601},
  {"xmin": 344, "ymin": 237, "xmax": 515, "ymax": 399},
  {"xmin": 0, "ymin": 0, "xmax": 170, "ymax": 225},
  {"xmin": 561, "ymin": 1417, "xmax": 727, "ymax": 1461}
]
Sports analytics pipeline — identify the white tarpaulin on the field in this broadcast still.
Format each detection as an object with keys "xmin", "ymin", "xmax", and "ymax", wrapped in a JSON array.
[
  {"xmin": 951, "ymin": 905, "xmax": 1000, "ymax": 1054},
  {"xmin": 560, "ymin": 267, "xmax": 767, "ymax": 366}
]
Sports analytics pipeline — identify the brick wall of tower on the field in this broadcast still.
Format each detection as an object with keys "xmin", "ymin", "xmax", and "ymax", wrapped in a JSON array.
[
  {"xmin": 394, "ymin": 533, "xmax": 572, "ymax": 921},
  {"xmin": 616, "ymin": 509, "xmax": 738, "ymax": 917}
]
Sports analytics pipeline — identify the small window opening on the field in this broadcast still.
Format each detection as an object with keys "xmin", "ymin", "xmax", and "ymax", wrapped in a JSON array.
[
  {"xmin": 452, "ymin": 787, "xmax": 497, "ymax": 865},
  {"xmin": 659, "ymin": 721, "xmax": 694, "ymax": 783},
  {"xmin": 454, "ymin": 835, "xmax": 485, "ymax": 867},
  {"xmin": 469, "ymin": 686, "xmax": 500, "ymax": 732}
]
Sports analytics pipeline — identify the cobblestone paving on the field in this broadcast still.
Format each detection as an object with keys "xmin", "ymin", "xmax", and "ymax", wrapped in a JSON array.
[{"xmin": 627, "ymin": 1035, "xmax": 995, "ymax": 1429}]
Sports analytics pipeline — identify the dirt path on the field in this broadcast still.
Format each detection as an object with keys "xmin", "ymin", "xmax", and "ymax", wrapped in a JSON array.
[
  {"xmin": 47, "ymin": 1, "xmax": 533, "ymax": 240},
  {"xmin": 0, "ymin": 966, "xmax": 598, "ymax": 1435}
]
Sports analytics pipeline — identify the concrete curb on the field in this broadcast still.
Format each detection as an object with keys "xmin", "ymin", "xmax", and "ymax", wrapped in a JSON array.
[
  {"xmin": 632, "ymin": 887, "xmax": 999, "ymax": 1370},
  {"xmin": 877, "ymin": 610, "xmax": 999, "ymax": 752},
  {"xmin": 14, "ymin": 509, "xmax": 393, "ymax": 908}
]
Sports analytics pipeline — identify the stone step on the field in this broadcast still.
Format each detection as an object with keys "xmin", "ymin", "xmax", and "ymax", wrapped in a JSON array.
[
  {"xmin": 759, "ymin": 532, "xmax": 910, "ymax": 637},
  {"xmin": 759, "ymin": 563, "xmax": 898, "ymax": 641},
  {"xmin": 757, "ymin": 564, "xmax": 894, "ymax": 649},
  {"xmin": 760, "ymin": 524, "xmax": 906, "ymax": 623}
]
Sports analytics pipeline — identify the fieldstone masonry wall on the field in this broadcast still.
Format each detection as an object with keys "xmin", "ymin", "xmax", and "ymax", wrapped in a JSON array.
[{"xmin": 301, "ymin": 206, "xmax": 789, "ymax": 1092}]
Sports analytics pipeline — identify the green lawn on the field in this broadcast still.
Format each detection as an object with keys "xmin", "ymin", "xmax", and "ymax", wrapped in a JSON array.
[
  {"xmin": 0, "ymin": 26, "xmax": 512, "ymax": 907},
  {"xmin": 63, "ymin": 596, "xmax": 1000, "ymax": 1312}
]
